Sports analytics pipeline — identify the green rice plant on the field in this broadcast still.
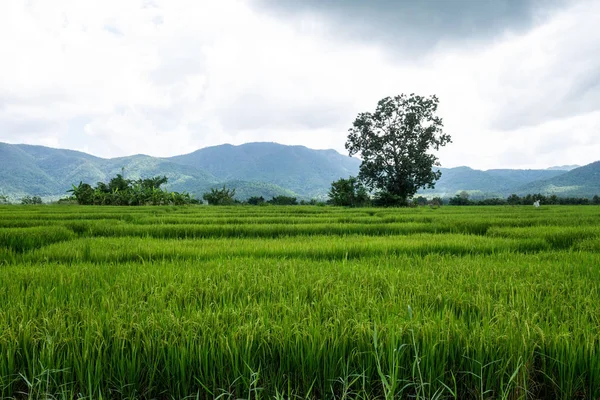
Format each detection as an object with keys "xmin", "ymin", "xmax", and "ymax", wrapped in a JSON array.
[
  {"xmin": 0, "ymin": 226, "xmax": 75, "ymax": 252},
  {"xmin": 2, "ymin": 251, "xmax": 600, "ymax": 398},
  {"xmin": 0, "ymin": 205, "xmax": 599, "ymax": 398},
  {"xmin": 487, "ymin": 226, "xmax": 600, "ymax": 249},
  {"xmin": 20, "ymin": 233, "xmax": 550, "ymax": 265}
]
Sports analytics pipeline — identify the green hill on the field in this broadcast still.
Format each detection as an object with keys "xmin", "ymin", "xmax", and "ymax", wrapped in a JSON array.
[
  {"xmin": 169, "ymin": 142, "xmax": 361, "ymax": 199},
  {"xmin": 419, "ymin": 167, "xmax": 566, "ymax": 198},
  {"xmin": 0, "ymin": 143, "xmax": 103, "ymax": 199},
  {"xmin": 0, "ymin": 144, "xmax": 222, "ymax": 201},
  {"xmin": 515, "ymin": 162, "xmax": 600, "ymax": 197},
  {"xmin": 1, "ymin": 141, "xmax": 597, "ymax": 202},
  {"xmin": 0, "ymin": 142, "xmax": 345, "ymax": 201}
]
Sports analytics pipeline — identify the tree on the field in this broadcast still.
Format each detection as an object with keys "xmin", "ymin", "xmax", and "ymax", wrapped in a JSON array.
[
  {"xmin": 247, "ymin": 196, "xmax": 265, "ymax": 205},
  {"xmin": 202, "ymin": 186, "xmax": 236, "ymax": 205},
  {"xmin": 415, "ymin": 196, "xmax": 428, "ymax": 206},
  {"xmin": 268, "ymin": 196, "xmax": 298, "ymax": 205},
  {"xmin": 507, "ymin": 194, "xmax": 521, "ymax": 206},
  {"xmin": 449, "ymin": 191, "xmax": 472, "ymax": 206},
  {"xmin": 21, "ymin": 196, "xmax": 42, "ymax": 205},
  {"xmin": 68, "ymin": 182, "xmax": 95, "ymax": 205},
  {"xmin": 593, "ymin": 195, "xmax": 600, "ymax": 205},
  {"xmin": 346, "ymin": 94, "xmax": 451, "ymax": 206},
  {"xmin": 68, "ymin": 174, "xmax": 198, "ymax": 206},
  {"xmin": 430, "ymin": 197, "xmax": 443, "ymax": 208},
  {"xmin": 328, "ymin": 176, "xmax": 370, "ymax": 207}
]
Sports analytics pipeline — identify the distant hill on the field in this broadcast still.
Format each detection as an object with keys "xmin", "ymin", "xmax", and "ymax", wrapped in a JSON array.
[
  {"xmin": 0, "ymin": 143, "xmax": 296, "ymax": 201},
  {"xmin": 0, "ymin": 142, "xmax": 357, "ymax": 201},
  {"xmin": 515, "ymin": 162, "xmax": 600, "ymax": 197},
  {"xmin": 0, "ymin": 142, "xmax": 103, "ymax": 198},
  {"xmin": 1, "ymin": 141, "xmax": 598, "ymax": 202},
  {"xmin": 546, "ymin": 165, "xmax": 580, "ymax": 171},
  {"xmin": 419, "ymin": 167, "xmax": 566, "ymax": 198},
  {"xmin": 169, "ymin": 142, "xmax": 361, "ymax": 199}
]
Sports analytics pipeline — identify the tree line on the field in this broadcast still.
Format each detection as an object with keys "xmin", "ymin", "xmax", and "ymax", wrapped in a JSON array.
[
  {"xmin": 67, "ymin": 174, "xmax": 200, "ymax": 205},
  {"xmin": 447, "ymin": 192, "xmax": 600, "ymax": 206}
]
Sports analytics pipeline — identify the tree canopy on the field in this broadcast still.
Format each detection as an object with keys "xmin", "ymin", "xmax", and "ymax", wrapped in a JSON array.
[
  {"xmin": 202, "ymin": 186, "xmax": 237, "ymax": 205},
  {"xmin": 328, "ymin": 176, "xmax": 370, "ymax": 207},
  {"xmin": 346, "ymin": 93, "xmax": 451, "ymax": 206},
  {"xmin": 68, "ymin": 174, "xmax": 199, "ymax": 205}
]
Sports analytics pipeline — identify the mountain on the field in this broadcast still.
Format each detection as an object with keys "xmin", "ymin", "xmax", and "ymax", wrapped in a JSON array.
[
  {"xmin": 515, "ymin": 162, "xmax": 600, "ymax": 197},
  {"xmin": 419, "ymin": 167, "xmax": 566, "ymax": 198},
  {"xmin": 1, "ymin": 141, "xmax": 598, "ymax": 202},
  {"xmin": 0, "ymin": 142, "xmax": 357, "ymax": 201},
  {"xmin": 100, "ymin": 154, "xmax": 220, "ymax": 195},
  {"xmin": 546, "ymin": 165, "xmax": 580, "ymax": 171},
  {"xmin": 169, "ymin": 142, "xmax": 361, "ymax": 198},
  {"xmin": 0, "ymin": 142, "xmax": 102, "ymax": 198}
]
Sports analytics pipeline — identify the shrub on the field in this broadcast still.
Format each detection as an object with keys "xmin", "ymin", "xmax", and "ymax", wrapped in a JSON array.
[
  {"xmin": 328, "ymin": 177, "xmax": 370, "ymax": 207},
  {"xmin": 203, "ymin": 186, "xmax": 237, "ymax": 205},
  {"xmin": 20, "ymin": 196, "xmax": 43, "ymax": 205},
  {"xmin": 268, "ymin": 196, "xmax": 298, "ymax": 206}
]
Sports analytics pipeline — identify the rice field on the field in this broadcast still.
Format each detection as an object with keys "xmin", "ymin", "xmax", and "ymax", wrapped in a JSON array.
[{"xmin": 0, "ymin": 204, "xmax": 599, "ymax": 399}]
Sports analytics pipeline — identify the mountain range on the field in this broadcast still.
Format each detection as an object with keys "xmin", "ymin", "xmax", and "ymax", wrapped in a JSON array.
[{"xmin": 0, "ymin": 141, "xmax": 598, "ymax": 202}]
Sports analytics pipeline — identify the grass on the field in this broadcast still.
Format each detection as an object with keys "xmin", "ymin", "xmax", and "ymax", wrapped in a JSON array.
[{"xmin": 0, "ymin": 205, "xmax": 599, "ymax": 399}]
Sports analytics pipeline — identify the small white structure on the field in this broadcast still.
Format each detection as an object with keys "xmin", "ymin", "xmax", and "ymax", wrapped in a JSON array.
[{"xmin": 533, "ymin": 200, "xmax": 540, "ymax": 208}]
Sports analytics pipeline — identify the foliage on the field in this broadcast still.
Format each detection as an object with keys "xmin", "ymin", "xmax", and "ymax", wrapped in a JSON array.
[
  {"xmin": 55, "ymin": 197, "xmax": 78, "ymax": 205},
  {"xmin": 414, "ymin": 196, "xmax": 428, "ymax": 206},
  {"xmin": 507, "ymin": 194, "xmax": 521, "ymax": 206},
  {"xmin": 430, "ymin": 197, "xmax": 443, "ymax": 207},
  {"xmin": 328, "ymin": 176, "xmax": 370, "ymax": 207},
  {"xmin": 68, "ymin": 174, "xmax": 200, "ymax": 206},
  {"xmin": 202, "ymin": 186, "xmax": 237, "ymax": 205},
  {"xmin": 444, "ymin": 193, "xmax": 598, "ymax": 206},
  {"xmin": 371, "ymin": 190, "xmax": 407, "ymax": 207},
  {"xmin": 20, "ymin": 195, "xmax": 42, "ymax": 205},
  {"xmin": 267, "ymin": 195, "xmax": 298, "ymax": 205},
  {"xmin": 449, "ymin": 191, "xmax": 471, "ymax": 206},
  {"xmin": 501, "ymin": 193, "xmax": 593, "ymax": 206},
  {"xmin": 0, "ymin": 195, "xmax": 9, "ymax": 204},
  {"xmin": 246, "ymin": 196, "xmax": 265, "ymax": 205},
  {"xmin": 346, "ymin": 93, "xmax": 452, "ymax": 206}
]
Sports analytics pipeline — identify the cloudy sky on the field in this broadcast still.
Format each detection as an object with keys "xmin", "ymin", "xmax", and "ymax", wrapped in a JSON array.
[{"xmin": 1, "ymin": 0, "xmax": 598, "ymax": 169}]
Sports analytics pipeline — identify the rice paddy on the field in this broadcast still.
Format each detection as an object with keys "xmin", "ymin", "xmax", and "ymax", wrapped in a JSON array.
[{"xmin": 0, "ymin": 204, "xmax": 599, "ymax": 399}]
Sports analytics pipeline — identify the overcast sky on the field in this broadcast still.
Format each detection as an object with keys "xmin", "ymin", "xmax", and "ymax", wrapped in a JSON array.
[{"xmin": 1, "ymin": 0, "xmax": 598, "ymax": 169}]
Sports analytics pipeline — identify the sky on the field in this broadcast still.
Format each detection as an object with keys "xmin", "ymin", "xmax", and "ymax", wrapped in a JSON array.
[{"xmin": 0, "ymin": 0, "xmax": 599, "ymax": 170}]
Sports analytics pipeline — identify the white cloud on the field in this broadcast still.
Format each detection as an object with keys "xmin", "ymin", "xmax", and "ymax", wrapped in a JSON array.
[{"xmin": 0, "ymin": 0, "xmax": 598, "ymax": 169}]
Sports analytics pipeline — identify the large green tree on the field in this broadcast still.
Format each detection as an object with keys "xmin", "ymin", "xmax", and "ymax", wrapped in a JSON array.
[{"xmin": 346, "ymin": 94, "xmax": 451, "ymax": 206}]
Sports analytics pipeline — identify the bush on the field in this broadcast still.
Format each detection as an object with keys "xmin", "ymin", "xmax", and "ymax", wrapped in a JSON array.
[
  {"xmin": 203, "ymin": 186, "xmax": 237, "ymax": 205},
  {"xmin": 328, "ymin": 177, "xmax": 370, "ymax": 207},
  {"xmin": 268, "ymin": 196, "xmax": 298, "ymax": 206},
  {"xmin": 430, "ymin": 197, "xmax": 443, "ymax": 208},
  {"xmin": 247, "ymin": 196, "xmax": 265, "ymax": 206},
  {"xmin": 20, "ymin": 196, "xmax": 43, "ymax": 205},
  {"xmin": 68, "ymin": 175, "xmax": 199, "ymax": 206},
  {"xmin": 371, "ymin": 190, "xmax": 407, "ymax": 207}
]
